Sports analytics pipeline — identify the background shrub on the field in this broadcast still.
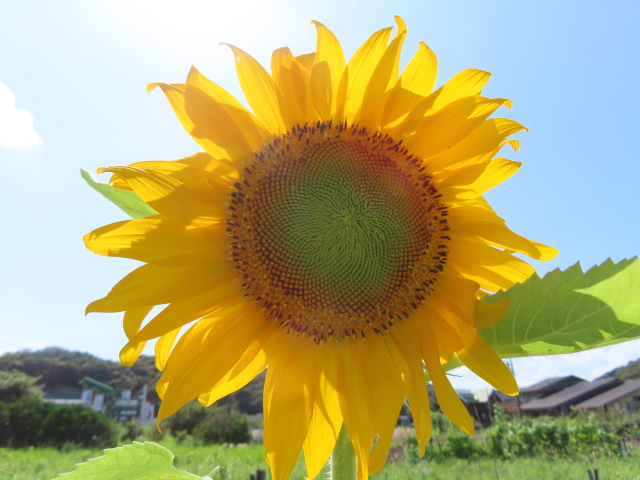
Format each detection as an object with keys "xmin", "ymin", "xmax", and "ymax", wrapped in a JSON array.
[
  {"xmin": 165, "ymin": 400, "xmax": 208, "ymax": 435},
  {"xmin": 41, "ymin": 403, "xmax": 115, "ymax": 448},
  {"xmin": 0, "ymin": 399, "xmax": 116, "ymax": 448},
  {"xmin": 0, "ymin": 370, "xmax": 43, "ymax": 403},
  {"xmin": 407, "ymin": 406, "xmax": 624, "ymax": 462},
  {"xmin": 192, "ymin": 406, "xmax": 251, "ymax": 445}
]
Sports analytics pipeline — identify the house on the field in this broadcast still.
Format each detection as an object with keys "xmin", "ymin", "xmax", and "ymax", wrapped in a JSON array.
[
  {"xmin": 519, "ymin": 376, "xmax": 585, "ymax": 403},
  {"xmin": 456, "ymin": 389, "xmax": 497, "ymax": 426},
  {"xmin": 574, "ymin": 380, "xmax": 640, "ymax": 412},
  {"xmin": 521, "ymin": 377, "xmax": 622, "ymax": 415},
  {"xmin": 43, "ymin": 376, "xmax": 114, "ymax": 413},
  {"xmin": 492, "ymin": 390, "xmax": 523, "ymax": 415}
]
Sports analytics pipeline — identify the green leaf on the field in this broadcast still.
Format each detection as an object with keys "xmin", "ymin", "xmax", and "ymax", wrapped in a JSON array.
[
  {"xmin": 481, "ymin": 257, "xmax": 640, "ymax": 358},
  {"xmin": 81, "ymin": 168, "xmax": 158, "ymax": 219},
  {"xmin": 440, "ymin": 257, "xmax": 640, "ymax": 374},
  {"xmin": 54, "ymin": 442, "xmax": 204, "ymax": 480}
]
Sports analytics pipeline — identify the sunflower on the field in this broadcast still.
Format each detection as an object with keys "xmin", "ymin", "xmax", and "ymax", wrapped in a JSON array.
[{"xmin": 85, "ymin": 17, "xmax": 557, "ymax": 480}]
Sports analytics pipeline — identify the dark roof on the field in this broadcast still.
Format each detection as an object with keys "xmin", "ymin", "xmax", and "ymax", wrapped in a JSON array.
[
  {"xmin": 520, "ymin": 376, "xmax": 585, "ymax": 393},
  {"xmin": 83, "ymin": 376, "xmax": 115, "ymax": 393},
  {"xmin": 521, "ymin": 377, "xmax": 620, "ymax": 410},
  {"xmin": 493, "ymin": 391, "xmax": 519, "ymax": 403},
  {"xmin": 574, "ymin": 381, "xmax": 640, "ymax": 409}
]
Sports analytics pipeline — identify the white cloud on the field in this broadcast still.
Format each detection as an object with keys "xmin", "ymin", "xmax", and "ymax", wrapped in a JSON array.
[
  {"xmin": 444, "ymin": 339, "xmax": 640, "ymax": 392},
  {"xmin": 0, "ymin": 81, "xmax": 42, "ymax": 149},
  {"xmin": 0, "ymin": 334, "xmax": 49, "ymax": 356}
]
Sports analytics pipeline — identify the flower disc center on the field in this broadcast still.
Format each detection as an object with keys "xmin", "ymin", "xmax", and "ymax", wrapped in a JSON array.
[{"xmin": 228, "ymin": 122, "xmax": 449, "ymax": 341}]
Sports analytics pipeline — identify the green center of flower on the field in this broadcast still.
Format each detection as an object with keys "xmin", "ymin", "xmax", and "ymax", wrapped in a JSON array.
[
  {"xmin": 252, "ymin": 139, "xmax": 427, "ymax": 315},
  {"xmin": 228, "ymin": 122, "xmax": 449, "ymax": 342}
]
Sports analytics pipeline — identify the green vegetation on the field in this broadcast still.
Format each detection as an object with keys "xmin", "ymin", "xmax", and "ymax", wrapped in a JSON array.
[
  {"xmin": 0, "ymin": 370, "xmax": 43, "ymax": 403},
  {"xmin": 406, "ymin": 409, "xmax": 631, "ymax": 463},
  {"xmin": 440, "ymin": 257, "xmax": 640, "ymax": 375},
  {"xmin": 2, "ymin": 438, "xmax": 640, "ymax": 480},
  {"xmin": 3, "ymin": 408, "xmax": 640, "ymax": 479},
  {"xmin": 0, "ymin": 348, "xmax": 160, "ymax": 393},
  {"xmin": 0, "ymin": 398, "xmax": 116, "ymax": 449},
  {"xmin": 601, "ymin": 357, "xmax": 640, "ymax": 381},
  {"xmin": 0, "ymin": 348, "xmax": 264, "ymax": 414},
  {"xmin": 166, "ymin": 401, "xmax": 252, "ymax": 445}
]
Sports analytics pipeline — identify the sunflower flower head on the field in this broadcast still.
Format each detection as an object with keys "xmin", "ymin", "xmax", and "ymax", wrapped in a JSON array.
[{"xmin": 85, "ymin": 16, "xmax": 557, "ymax": 480}]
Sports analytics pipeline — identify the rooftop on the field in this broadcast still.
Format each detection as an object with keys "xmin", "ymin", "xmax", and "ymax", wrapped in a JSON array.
[
  {"xmin": 521, "ymin": 377, "xmax": 621, "ymax": 410},
  {"xmin": 574, "ymin": 380, "xmax": 640, "ymax": 409},
  {"xmin": 520, "ymin": 376, "xmax": 585, "ymax": 393}
]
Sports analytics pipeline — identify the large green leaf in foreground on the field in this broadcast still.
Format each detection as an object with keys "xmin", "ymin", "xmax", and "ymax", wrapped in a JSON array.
[
  {"xmin": 81, "ymin": 168, "xmax": 158, "ymax": 219},
  {"xmin": 442, "ymin": 257, "xmax": 640, "ymax": 373},
  {"xmin": 482, "ymin": 257, "xmax": 640, "ymax": 358},
  {"xmin": 54, "ymin": 442, "xmax": 208, "ymax": 480}
]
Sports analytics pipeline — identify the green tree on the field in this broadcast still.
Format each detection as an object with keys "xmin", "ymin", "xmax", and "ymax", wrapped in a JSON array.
[{"xmin": 0, "ymin": 370, "xmax": 43, "ymax": 403}]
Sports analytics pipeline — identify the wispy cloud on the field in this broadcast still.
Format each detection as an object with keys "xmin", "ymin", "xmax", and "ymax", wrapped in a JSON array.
[
  {"xmin": 445, "ymin": 339, "xmax": 640, "ymax": 391},
  {"xmin": 0, "ymin": 334, "xmax": 50, "ymax": 356},
  {"xmin": 0, "ymin": 81, "xmax": 41, "ymax": 149}
]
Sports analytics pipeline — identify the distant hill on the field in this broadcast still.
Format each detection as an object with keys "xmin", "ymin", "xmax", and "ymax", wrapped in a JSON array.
[
  {"xmin": 0, "ymin": 348, "xmax": 264, "ymax": 414},
  {"xmin": 599, "ymin": 357, "xmax": 640, "ymax": 381}
]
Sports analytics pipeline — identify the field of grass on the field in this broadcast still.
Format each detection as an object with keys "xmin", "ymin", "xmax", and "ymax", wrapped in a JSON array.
[{"xmin": 2, "ymin": 438, "xmax": 640, "ymax": 480}]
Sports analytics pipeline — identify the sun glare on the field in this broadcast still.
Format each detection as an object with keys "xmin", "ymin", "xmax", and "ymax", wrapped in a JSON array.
[{"xmin": 95, "ymin": 0, "xmax": 284, "ymax": 65}]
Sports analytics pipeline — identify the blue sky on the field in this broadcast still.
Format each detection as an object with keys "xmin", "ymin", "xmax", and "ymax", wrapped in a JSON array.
[{"xmin": 1, "ymin": 0, "xmax": 639, "ymax": 391}]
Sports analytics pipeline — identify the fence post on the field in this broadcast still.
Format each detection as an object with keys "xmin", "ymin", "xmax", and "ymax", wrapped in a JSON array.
[{"xmin": 256, "ymin": 469, "xmax": 266, "ymax": 480}]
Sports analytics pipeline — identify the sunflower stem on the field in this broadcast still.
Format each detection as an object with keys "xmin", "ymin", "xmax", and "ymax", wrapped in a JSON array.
[{"xmin": 330, "ymin": 424, "xmax": 356, "ymax": 480}]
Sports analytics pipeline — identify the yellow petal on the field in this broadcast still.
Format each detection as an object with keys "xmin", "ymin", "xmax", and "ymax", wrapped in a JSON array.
[
  {"xmin": 110, "ymin": 160, "xmax": 218, "ymax": 189},
  {"xmin": 447, "ymin": 238, "xmax": 536, "ymax": 292},
  {"xmin": 295, "ymin": 52, "xmax": 315, "ymax": 72},
  {"xmin": 303, "ymin": 343, "xmax": 343, "ymax": 479},
  {"xmin": 264, "ymin": 334, "xmax": 319, "ymax": 480},
  {"xmin": 84, "ymin": 218, "xmax": 227, "ymax": 263},
  {"xmin": 187, "ymin": 66, "xmax": 268, "ymax": 151},
  {"xmin": 271, "ymin": 47, "xmax": 310, "ymax": 125},
  {"xmin": 310, "ymin": 21, "xmax": 346, "ymax": 119},
  {"xmin": 427, "ymin": 118, "xmax": 527, "ymax": 174},
  {"xmin": 430, "ymin": 273, "xmax": 479, "ymax": 326},
  {"xmin": 474, "ymin": 297, "xmax": 509, "ymax": 329},
  {"xmin": 223, "ymin": 44, "xmax": 289, "ymax": 135},
  {"xmin": 406, "ymin": 96, "xmax": 512, "ymax": 159},
  {"xmin": 154, "ymin": 327, "xmax": 181, "ymax": 371},
  {"xmin": 118, "ymin": 307, "xmax": 154, "ymax": 367},
  {"xmin": 97, "ymin": 166, "xmax": 227, "ymax": 227},
  {"xmin": 448, "ymin": 209, "xmax": 558, "ymax": 261},
  {"xmin": 157, "ymin": 304, "xmax": 264, "ymax": 424},
  {"xmin": 178, "ymin": 152, "xmax": 238, "ymax": 180},
  {"xmin": 337, "ymin": 26, "xmax": 393, "ymax": 123},
  {"xmin": 439, "ymin": 158, "xmax": 521, "ymax": 200},
  {"xmin": 426, "ymin": 306, "xmax": 465, "ymax": 364},
  {"xmin": 358, "ymin": 334, "xmax": 404, "ymax": 474},
  {"xmin": 119, "ymin": 340, "xmax": 147, "ymax": 368},
  {"xmin": 381, "ymin": 41, "xmax": 438, "ymax": 129},
  {"xmin": 133, "ymin": 283, "xmax": 242, "ymax": 342},
  {"xmin": 410, "ymin": 319, "xmax": 474, "ymax": 434},
  {"xmin": 388, "ymin": 327, "xmax": 432, "ymax": 455},
  {"xmin": 337, "ymin": 342, "xmax": 375, "ymax": 480},
  {"xmin": 389, "ymin": 68, "xmax": 491, "ymax": 138},
  {"xmin": 149, "ymin": 82, "xmax": 255, "ymax": 165},
  {"xmin": 448, "ymin": 321, "xmax": 518, "ymax": 395},
  {"xmin": 199, "ymin": 324, "xmax": 277, "ymax": 407},
  {"xmin": 108, "ymin": 153, "xmax": 238, "ymax": 190},
  {"xmin": 357, "ymin": 16, "xmax": 407, "ymax": 128},
  {"xmin": 123, "ymin": 305, "xmax": 153, "ymax": 340},
  {"xmin": 86, "ymin": 253, "xmax": 235, "ymax": 314}
]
